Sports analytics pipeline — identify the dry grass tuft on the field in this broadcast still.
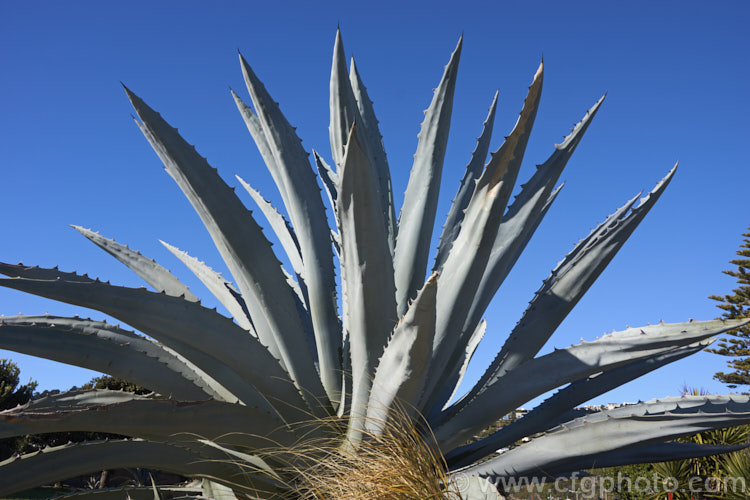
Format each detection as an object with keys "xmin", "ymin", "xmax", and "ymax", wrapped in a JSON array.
[{"xmin": 255, "ymin": 404, "xmax": 460, "ymax": 499}]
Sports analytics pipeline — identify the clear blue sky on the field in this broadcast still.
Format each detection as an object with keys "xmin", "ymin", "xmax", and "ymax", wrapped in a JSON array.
[{"xmin": 1, "ymin": 1, "xmax": 748, "ymax": 407}]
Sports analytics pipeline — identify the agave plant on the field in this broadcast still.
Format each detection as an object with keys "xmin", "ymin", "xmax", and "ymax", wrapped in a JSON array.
[{"xmin": 1, "ymin": 30, "xmax": 749, "ymax": 499}]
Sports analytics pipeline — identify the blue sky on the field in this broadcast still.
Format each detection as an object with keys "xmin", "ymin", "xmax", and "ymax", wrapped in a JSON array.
[{"xmin": 1, "ymin": 1, "xmax": 748, "ymax": 407}]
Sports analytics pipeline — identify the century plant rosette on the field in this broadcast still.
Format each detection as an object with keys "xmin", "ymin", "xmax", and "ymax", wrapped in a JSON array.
[{"xmin": 0, "ymin": 30, "xmax": 749, "ymax": 499}]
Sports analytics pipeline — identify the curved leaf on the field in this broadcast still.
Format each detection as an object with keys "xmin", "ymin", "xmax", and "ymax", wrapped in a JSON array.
[
  {"xmin": 455, "ymin": 165, "xmax": 675, "ymax": 417},
  {"xmin": 543, "ymin": 441, "xmax": 750, "ymax": 475},
  {"xmin": 125, "ymin": 87, "xmax": 327, "ymax": 412},
  {"xmin": 71, "ymin": 226, "xmax": 197, "ymax": 302},
  {"xmin": 159, "ymin": 241, "xmax": 255, "ymax": 333},
  {"xmin": 21, "ymin": 388, "xmax": 151, "ymax": 412},
  {"xmin": 431, "ymin": 319, "xmax": 486, "ymax": 418},
  {"xmin": 230, "ymin": 88, "xmax": 287, "ymax": 202},
  {"xmin": 0, "ymin": 270, "xmax": 313, "ymax": 422},
  {"xmin": 313, "ymin": 150, "xmax": 338, "ymax": 212},
  {"xmin": 446, "ymin": 341, "xmax": 710, "ymax": 468},
  {"xmin": 0, "ymin": 439, "xmax": 285, "ymax": 497},
  {"xmin": 0, "ymin": 398, "xmax": 294, "ymax": 449},
  {"xmin": 461, "ymin": 396, "xmax": 750, "ymax": 480},
  {"xmin": 0, "ymin": 314, "xmax": 216, "ymax": 402},
  {"xmin": 420, "ymin": 163, "xmax": 515, "ymax": 414},
  {"xmin": 435, "ymin": 318, "xmax": 747, "ymax": 451},
  {"xmin": 235, "ymin": 176, "xmax": 304, "ymax": 278}
]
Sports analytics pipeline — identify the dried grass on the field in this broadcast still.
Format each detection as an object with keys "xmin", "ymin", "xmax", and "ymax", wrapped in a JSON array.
[{"xmin": 254, "ymin": 404, "xmax": 461, "ymax": 499}]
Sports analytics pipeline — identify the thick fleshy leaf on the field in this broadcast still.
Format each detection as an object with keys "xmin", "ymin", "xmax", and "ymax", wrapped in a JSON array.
[
  {"xmin": 239, "ymin": 54, "xmax": 342, "ymax": 407},
  {"xmin": 419, "ymin": 163, "xmax": 515, "ymax": 414},
  {"xmin": 0, "ymin": 398, "xmax": 294, "ymax": 449},
  {"xmin": 432, "ymin": 319, "xmax": 487, "ymax": 417},
  {"xmin": 433, "ymin": 91, "xmax": 499, "ymax": 273},
  {"xmin": 235, "ymin": 176, "xmax": 304, "ymax": 277},
  {"xmin": 202, "ymin": 479, "xmax": 241, "ymax": 500},
  {"xmin": 0, "ymin": 315, "xmax": 217, "ymax": 402},
  {"xmin": 230, "ymin": 88, "xmax": 286, "ymax": 198},
  {"xmin": 330, "ymin": 30, "xmax": 395, "ymax": 271},
  {"xmin": 0, "ymin": 439, "xmax": 285, "ymax": 497},
  {"xmin": 454, "ymin": 165, "xmax": 675, "ymax": 417},
  {"xmin": 421, "ymin": 64, "xmax": 544, "ymax": 414},
  {"xmin": 465, "ymin": 96, "xmax": 606, "ymax": 343},
  {"xmin": 159, "ymin": 241, "xmax": 255, "ymax": 332},
  {"xmin": 329, "ymin": 29, "xmax": 364, "ymax": 170},
  {"xmin": 543, "ymin": 441, "xmax": 750, "ymax": 475},
  {"xmin": 435, "ymin": 318, "xmax": 747, "ymax": 450},
  {"xmin": 337, "ymin": 126, "xmax": 398, "ymax": 444},
  {"xmin": 0, "ymin": 271, "xmax": 313, "ymax": 422},
  {"xmin": 461, "ymin": 395, "xmax": 750, "ymax": 480},
  {"xmin": 366, "ymin": 273, "xmax": 437, "ymax": 434},
  {"xmin": 196, "ymin": 439, "xmax": 281, "ymax": 480},
  {"xmin": 451, "ymin": 475, "xmax": 503, "ymax": 500},
  {"xmin": 71, "ymin": 225, "xmax": 197, "ymax": 302},
  {"xmin": 125, "ymin": 87, "xmax": 327, "ymax": 412},
  {"xmin": 20, "ymin": 389, "xmax": 151, "ymax": 412},
  {"xmin": 350, "ymin": 57, "xmax": 397, "ymax": 253},
  {"xmin": 0, "ymin": 262, "xmax": 96, "ymax": 283},
  {"xmin": 472, "ymin": 62, "xmax": 542, "ymax": 203},
  {"xmin": 43, "ymin": 485, "xmax": 203, "ymax": 499},
  {"xmin": 393, "ymin": 36, "xmax": 462, "ymax": 316},
  {"xmin": 446, "ymin": 341, "xmax": 710, "ymax": 468},
  {"xmin": 313, "ymin": 149, "xmax": 338, "ymax": 211}
]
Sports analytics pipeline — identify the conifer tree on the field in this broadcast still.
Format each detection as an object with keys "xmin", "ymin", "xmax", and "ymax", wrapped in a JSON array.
[
  {"xmin": 708, "ymin": 227, "xmax": 750, "ymax": 389},
  {"xmin": 0, "ymin": 359, "xmax": 36, "ymax": 411},
  {"xmin": 0, "ymin": 359, "xmax": 37, "ymax": 459}
]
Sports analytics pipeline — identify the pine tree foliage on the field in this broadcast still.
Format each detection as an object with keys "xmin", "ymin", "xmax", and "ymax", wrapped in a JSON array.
[
  {"xmin": 80, "ymin": 375, "xmax": 151, "ymax": 395},
  {"xmin": 0, "ymin": 359, "xmax": 36, "ymax": 460},
  {"xmin": 0, "ymin": 359, "xmax": 36, "ymax": 411},
  {"xmin": 708, "ymin": 228, "xmax": 750, "ymax": 389}
]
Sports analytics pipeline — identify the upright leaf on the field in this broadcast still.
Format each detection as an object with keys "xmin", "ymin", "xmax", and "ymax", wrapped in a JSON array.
[
  {"xmin": 231, "ymin": 88, "xmax": 289, "ymax": 204},
  {"xmin": 433, "ymin": 91, "xmax": 499, "ymax": 272},
  {"xmin": 366, "ymin": 273, "xmax": 437, "ymax": 434},
  {"xmin": 421, "ymin": 64, "xmax": 544, "ymax": 414},
  {"xmin": 329, "ymin": 29, "xmax": 363, "ymax": 169},
  {"xmin": 393, "ymin": 36, "xmax": 462, "ymax": 316},
  {"xmin": 313, "ymin": 149, "xmax": 338, "ymax": 211},
  {"xmin": 239, "ymin": 55, "xmax": 342, "ymax": 406},
  {"xmin": 431, "ymin": 319, "xmax": 486, "ymax": 417},
  {"xmin": 465, "ymin": 95, "xmax": 605, "ymax": 340},
  {"xmin": 336, "ymin": 126, "xmax": 398, "ymax": 444},
  {"xmin": 350, "ymin": 57, "xmax": 397, "ymax": 252}
]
